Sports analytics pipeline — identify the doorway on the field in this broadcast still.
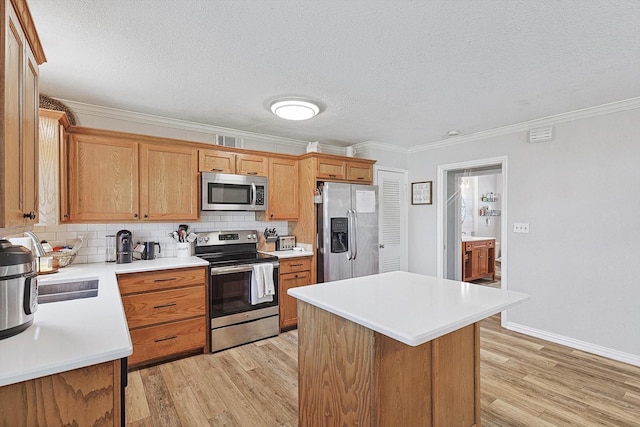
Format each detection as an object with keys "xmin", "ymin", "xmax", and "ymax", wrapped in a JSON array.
[{"xmin": 436, "ymin": 156, "xmax": 507, "ymax": 289}]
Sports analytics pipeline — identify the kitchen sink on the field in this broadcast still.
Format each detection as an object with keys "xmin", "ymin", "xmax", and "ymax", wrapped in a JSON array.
[{"xmin": 38, "ymin": 279, "xmax": 99, "ymax": 304}]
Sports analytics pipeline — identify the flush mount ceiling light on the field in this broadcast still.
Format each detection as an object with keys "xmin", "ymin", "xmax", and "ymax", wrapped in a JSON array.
[
  {"xmin": 270, "ymin": 99, "xmax": 320, "ymax": 121},
  {"xmin": 447, "ymin": 130, "xmax": 460, "ymax": 137}
]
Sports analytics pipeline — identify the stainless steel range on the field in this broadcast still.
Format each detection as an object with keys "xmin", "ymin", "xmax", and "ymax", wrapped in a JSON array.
[{"xmin": 195, "ymin": 230, "xmax": 279, "ymax": 352}]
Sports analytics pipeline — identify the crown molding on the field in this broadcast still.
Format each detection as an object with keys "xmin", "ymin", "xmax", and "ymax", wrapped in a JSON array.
[
  {"xmin": 56, "ymin": 98, "xmax": 313, "ymax": 149},
  {"xmin": 408, "ymin": 97, "xmax": 640, "ymax": 154},
  {"xmin": 354, "ymin": 140, "xmax": 408, "ymax": 154}
]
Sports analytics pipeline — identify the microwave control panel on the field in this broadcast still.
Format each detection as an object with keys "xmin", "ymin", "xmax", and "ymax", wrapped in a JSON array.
[{"xmin": 256, "ymin": 186, "xmax": 265, "ymax": 205}]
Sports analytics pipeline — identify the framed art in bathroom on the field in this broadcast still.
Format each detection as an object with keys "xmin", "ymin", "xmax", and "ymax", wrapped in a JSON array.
[{"xmin": 412, "ymin": 181, "xmax": 432, "ymax": 205}]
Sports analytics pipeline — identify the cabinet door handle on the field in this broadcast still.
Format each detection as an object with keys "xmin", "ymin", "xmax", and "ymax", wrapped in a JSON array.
[
  {"xmin": 143, "ymin": 214, "xmax": 149, "ymax": 219},
  {"xmin": 154, "ymin": 277, "xmax": 177, "ymax": 282},
  {"xmin": 154, "ymin": 335, "xmax": 177, "ymax": 343},
  {"xmin": 357, "ymin": 177, "xmax": 365, "ymax": 180},
  {"xmin": 23, "ymin": 211, "xmax": 36, "ymax": 220},
  {"xmin": 246, "ymin": 172, "xmax": 258, "ymax": 175},
  {"xmin": 133, "ymin": 213, "xmax": 138, "ymax": 218},
  {"xmin": 153, "ymin": 303, "xmax": 177, "ymax": 309},
  {"xmin": 329, "ymin": 174, "xmax": 337, "ymax": 178},
  {"xmin": 211, "ymin": 168, "xmax": 224, "ymax": 172}
]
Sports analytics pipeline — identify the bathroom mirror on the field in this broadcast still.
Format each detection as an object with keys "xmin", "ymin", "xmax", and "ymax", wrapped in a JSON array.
[{"xmin": 460, "ymin": 198, "xmax": 466, "ymax": 223}]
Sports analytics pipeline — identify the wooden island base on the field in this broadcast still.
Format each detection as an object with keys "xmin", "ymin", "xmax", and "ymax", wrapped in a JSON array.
[{"xmin": 297, "ymin": 301, "xmax": 480, "ymax": 427}]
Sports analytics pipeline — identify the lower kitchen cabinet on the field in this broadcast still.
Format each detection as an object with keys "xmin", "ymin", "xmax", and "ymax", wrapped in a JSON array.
[
  {"xmin": 462, "ymin": 238, "xmax": 496, "ymax": 282},
  {"xmin": 0, "ymin": 359, "xmax": 123, "ymax": 427},
  {"xmin": 117, "ymin": 266, "xmax": 208, "ymax": 369},
  {"xmin": 279, "ymin": 256, "xmax": 312, "ymax": 331}
]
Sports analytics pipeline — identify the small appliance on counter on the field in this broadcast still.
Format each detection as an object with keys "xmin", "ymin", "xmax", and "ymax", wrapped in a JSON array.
[
  {"xmin": 140, "ymin": 241, "xmax": 161, "ymax": 260},
  {"xmin": 0, "ymin": 240, "xmax": 38, "ymax": 340},
  {"xmin": 276, "ymin": 235, "xmax": 296, "ymax": 251},
  {"xmin": 116, "ymin": 230, "xmax": 133, "ymax": 264}
]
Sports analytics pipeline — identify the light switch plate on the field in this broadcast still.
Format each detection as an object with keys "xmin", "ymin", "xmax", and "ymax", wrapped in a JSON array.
[{"xmin": 513, "ymin": 223, "xmax": 530, "ymax": 233}]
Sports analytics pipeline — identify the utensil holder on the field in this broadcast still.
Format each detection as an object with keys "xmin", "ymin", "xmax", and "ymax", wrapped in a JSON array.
[{"xmin": 176, "ymin": 242, "xmax": 191, "ymax": 258}]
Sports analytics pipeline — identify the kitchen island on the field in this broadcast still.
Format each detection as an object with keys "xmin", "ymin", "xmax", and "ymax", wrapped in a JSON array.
[{"xmin": 288, "ymin": 271, "xmax": 529, "ymax": 427}]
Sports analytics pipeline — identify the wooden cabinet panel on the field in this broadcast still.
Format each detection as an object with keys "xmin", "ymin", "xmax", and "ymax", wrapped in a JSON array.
[
  {"xmin": 117, "ymin": 266, "xmax": 208, "ymax": 369},
  {"xmin": 1, "ymin": 1, "xmax": 42, "ymax": 227},
  {"xmin": 122, "ymin": 286, "xmax": 205, "ymax": 329},
  {"xmin": 316, "ymin": 157, "xmax": 346, "ymax": 180},
  {"xmin": 279, "ymin": 257, "xmax": 311, "ymax": 274},
  {"xmin": 198, "ymin": 148, "xmax": 235, "ymax": 173},
  {"xmin": 279, "ymin": 257, "xmax": 312, "ymax": 331},
  {"xmin": 0, "ymin": 359, "xmax": 121, "ymax": 427},
  {"xmin": 347, "ymin": 160, "xmax": 373, "ymax": 183},
  {"xmin": 68, "ymin": 135, "xmax": 139, "ymax": 222},
  {"xmin": 117, "ymin": 267, "xmax": 205, "ymax": 295},
  {"xmin": 139, "ymin": 143, "xmax": 199, "ymax": 221},
  {"xmin": 128, "ymin": 317, "xmax": 206, "ymax": 367},
  {"xmin": 266, "ymin": 157, "xmax": 298, "ymax": 220},
  {"xmin": 236, "ymin": 153, "xmax": 267, "ymax": 176}
]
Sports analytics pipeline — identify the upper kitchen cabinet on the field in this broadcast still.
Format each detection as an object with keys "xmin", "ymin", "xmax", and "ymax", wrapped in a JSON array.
[
  {"xmin": 39, "ymin": 109, "xmax": 70, "ymax": 225},
  {"xmin": 65, "ymin": 128, "xmax": 199, "ymax": 222},
  {"xmin": 299, "ymin": 153, "xmax": 376, "ymax": 184},
  {"xmin": 198, "ymin": 148, "xmax": 267, "ymax": 176},
  {"xmin": 67, "ymin": 132, "xmax": 139, "ymax": 222},
  {"xmin": 263, "ymin": 156, "xmax": 298, "ymax": 220},
  {"xmin": 198, "ymin": 148, "xmax": 235, "ymax": 173},
  {"xmin": 139, "ymin": 143, "xmax": 199, "ymax": 221},
  {"xmin": 0, "ymin": 0, "xmax": 46, "ymax": 228},
  {"xmin": 235, "ymin": 153, "xmax": 267, "ymax": 176}
]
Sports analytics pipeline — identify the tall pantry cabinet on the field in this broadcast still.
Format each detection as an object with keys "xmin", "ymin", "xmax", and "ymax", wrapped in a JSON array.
[{"xmin": 1, "ymin": 0, "xmax": 46, "ymax": 228}]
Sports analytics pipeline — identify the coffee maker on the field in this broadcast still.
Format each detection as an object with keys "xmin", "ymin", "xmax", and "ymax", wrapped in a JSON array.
[{"xmin": 116, "ymin": 230, "xmax": 133, "ymax": 264}]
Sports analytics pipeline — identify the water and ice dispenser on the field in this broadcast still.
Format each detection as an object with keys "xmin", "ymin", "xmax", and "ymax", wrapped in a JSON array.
[{"xmin": 330, "ymin": 218, "xmax": 349, "ymax": 253}]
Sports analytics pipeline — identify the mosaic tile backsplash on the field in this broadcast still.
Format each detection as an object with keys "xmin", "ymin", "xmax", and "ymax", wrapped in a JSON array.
[{"xmin": 31, "ymin": 212, "xmax": 289, "ymax": 264}]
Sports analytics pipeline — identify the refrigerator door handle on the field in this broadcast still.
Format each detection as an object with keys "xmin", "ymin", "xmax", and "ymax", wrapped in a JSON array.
[
  {"xmin": 352, "ymin": 209, "xmax": 358, "ymax": 260},
  {"xmin": 347, "ymin": 209, "xmax": 354, "ymax": 261}
]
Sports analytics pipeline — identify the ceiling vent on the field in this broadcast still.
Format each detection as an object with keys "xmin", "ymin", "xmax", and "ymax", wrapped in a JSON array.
[
  {"xmin": 528, "ymin": 126, "xmax": 554, "ymax": 143},
  {"xmin": 216, "ymin": 135, "xmax": 238, "ymax": 147}
]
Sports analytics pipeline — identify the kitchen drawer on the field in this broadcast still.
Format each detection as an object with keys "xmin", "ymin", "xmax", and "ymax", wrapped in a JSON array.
[
  {"xmin": 129, "ymin": 317, "xmax": 206, "ymax": 367},
  {"xmin": 279, "ymin": 257, "xmax": 312, "ymax": 274},
  {"xmin": 122, "ymin": 286, "xmax": 206, "ymax": 329},
  {"xmin": 117, "ymin": 266, "xmax": 206, "ymax": 295}
]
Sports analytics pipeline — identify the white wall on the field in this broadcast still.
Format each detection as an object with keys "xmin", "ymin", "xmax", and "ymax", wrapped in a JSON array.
[{"xmin": 407, "ymin": 106, "xmax": 640, "ymax": 362}]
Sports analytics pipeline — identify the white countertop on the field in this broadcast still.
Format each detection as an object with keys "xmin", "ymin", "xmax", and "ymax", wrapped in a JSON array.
[
  {"xmin": 0, "ymin": 256, "xmax": 208, "ymax": 387},
  {"xmin": 259, "ymin": 249, "xmax": 314, "ymax": 258},
  {"xmin": 288, "ymin": 271, "xmax": 529, "ymax": 347},
  {"xmin": 462, "ymin": 236, "xmax": 496, "ymax": 242}
]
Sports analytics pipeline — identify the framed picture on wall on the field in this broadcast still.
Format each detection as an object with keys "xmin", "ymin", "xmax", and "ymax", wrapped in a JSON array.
[{"xmin": 411, "ymin": 181, "xmax": 432, "ymax": 205}]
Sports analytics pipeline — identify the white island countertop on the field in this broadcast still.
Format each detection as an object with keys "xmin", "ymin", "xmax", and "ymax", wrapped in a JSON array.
[
  {"xmin": 0, "ymin": 257, "xmax": 208, "ymax": 387},
  {"xmin": 288, "ymin": 271, "xmax": 529, "ymax": 346}
]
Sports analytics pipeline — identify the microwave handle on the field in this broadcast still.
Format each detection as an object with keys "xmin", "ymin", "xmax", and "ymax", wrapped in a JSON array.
[{"xmin": 250, "ymin": 183, "xmax": 257, "ymax": 207}]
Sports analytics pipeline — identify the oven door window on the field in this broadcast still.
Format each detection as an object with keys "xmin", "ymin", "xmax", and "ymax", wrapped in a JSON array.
[
  {"xmin": 208, "ymin": 183, "xmax": 251, "ymax": 205},
  {"xmin": 210, "ymin": 269, "xmax": 278, "ymax": 317}
]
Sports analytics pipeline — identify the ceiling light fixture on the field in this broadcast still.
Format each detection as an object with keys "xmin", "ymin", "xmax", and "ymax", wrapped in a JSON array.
[
  {"xmin": 270, "ymin": 99, "xmax": 320, "ymax": 121},
  {"xmin": 447, "ymin": 130, "xmax": 460, "ymax": 137}
]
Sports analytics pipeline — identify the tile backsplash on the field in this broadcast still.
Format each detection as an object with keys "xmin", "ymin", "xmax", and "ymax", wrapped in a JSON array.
[{"xmin": 29, "ymin": 212, "xmax": 289, "ymax": 264}]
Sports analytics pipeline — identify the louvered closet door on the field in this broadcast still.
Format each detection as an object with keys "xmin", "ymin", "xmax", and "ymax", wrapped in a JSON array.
[{"xmin": 377, "ymin": 169, "xmax": 408, "ymax": 273}]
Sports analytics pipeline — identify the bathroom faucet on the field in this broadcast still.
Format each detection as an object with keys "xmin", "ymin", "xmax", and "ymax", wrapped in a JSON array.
[{"xmin": 24, "ymin": 231, "xmax": 47, "ymax": 257}]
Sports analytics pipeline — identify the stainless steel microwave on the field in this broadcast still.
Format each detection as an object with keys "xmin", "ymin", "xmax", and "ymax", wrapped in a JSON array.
[{"xmin": 201, "ymin": 173, "xmax": 268, "ymax": 211}]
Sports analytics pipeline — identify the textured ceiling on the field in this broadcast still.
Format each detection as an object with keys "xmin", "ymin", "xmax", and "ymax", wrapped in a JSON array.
[{"xmin": 27, "ymin": 0, "xmax": 640, "ymax": 149}]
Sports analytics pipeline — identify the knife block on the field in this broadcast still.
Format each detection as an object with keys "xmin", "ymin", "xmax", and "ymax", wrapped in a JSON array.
[{"xmin": 259, "ymin": 235, "xmax": 276, "ymax": 252}]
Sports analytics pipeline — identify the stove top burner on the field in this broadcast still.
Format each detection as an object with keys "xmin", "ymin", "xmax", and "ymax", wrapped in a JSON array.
[{"xmin": 194, "ymin": 229, "xmax": 279, "ymax": 267}]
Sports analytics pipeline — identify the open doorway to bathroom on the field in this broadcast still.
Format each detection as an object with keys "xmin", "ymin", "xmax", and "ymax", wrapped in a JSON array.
[{"xmin": 436, "ymin": 156, "xmax": 507, "ymax": 290}]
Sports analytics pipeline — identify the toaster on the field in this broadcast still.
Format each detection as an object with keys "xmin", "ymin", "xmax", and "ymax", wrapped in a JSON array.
[{"xmin": 276, "ymin": 235, "xmax": 296, "ymax": 251}]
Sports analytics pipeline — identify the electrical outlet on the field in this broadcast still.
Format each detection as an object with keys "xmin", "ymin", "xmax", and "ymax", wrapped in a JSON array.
[{"xmin": 513, "ymin": 223, "xmax": 530, "ymax": 233}]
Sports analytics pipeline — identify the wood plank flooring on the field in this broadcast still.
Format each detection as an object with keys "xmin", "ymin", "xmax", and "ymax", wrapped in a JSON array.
[{"xmin": 126, "ymin": 316, "xmax": 640, "ymax": 426}]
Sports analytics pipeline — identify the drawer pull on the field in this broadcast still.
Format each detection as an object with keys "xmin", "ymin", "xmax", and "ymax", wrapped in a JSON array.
[
  {"xmin": 154, "ymin": 335, "xmax": 177, "ymax": 343},
  {"xmin": 290, "ymin": 263, "xmax": 303, "ymax": 267},
  {"xmin": 246, "ymin": 172, "xmax": 258, "ymax": 175},
  {"xmin": 153, "ymin": 303, "xmax": 177, "ymax": 309},
  {"xmin": 211, "ymin": 168, "xmax": 224, "ymax": 172},
  {"xmin": 154, "ymin": 277, "xmax": 177, "ymax": 282},
  {"xmin": 357, "ymin": 177, "xmax": 365, "ymax": 180}
]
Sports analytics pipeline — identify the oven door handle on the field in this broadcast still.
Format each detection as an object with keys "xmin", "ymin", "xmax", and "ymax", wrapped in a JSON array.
[{"xmin": 210, "ymin": 262, "xmax": 279, "ymax": 275}]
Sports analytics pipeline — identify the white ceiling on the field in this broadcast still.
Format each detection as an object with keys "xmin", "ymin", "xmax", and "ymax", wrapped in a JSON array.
[{"xmin": 28, "ymin": 0, "xmax": 640, "ymax": 149}]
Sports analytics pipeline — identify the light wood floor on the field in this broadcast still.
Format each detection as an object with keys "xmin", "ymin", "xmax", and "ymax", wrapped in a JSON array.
[{"xmin": 125, "ymin": 316, "xmax": 640, "ymax": 426}]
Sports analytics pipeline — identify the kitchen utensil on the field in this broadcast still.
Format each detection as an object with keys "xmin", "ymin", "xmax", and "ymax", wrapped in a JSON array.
[
  {"xmin": 142, "ymin": 241, "xmax": 161, "ymax": 260},
  {"xmin": 186, "ymin": 232, "xmax": 198, "ymax": 243}
]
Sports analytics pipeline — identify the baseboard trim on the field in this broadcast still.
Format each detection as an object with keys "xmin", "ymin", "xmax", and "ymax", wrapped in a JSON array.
[{"xmin": 504, "ymin": 321, "xmax": 640, "ymax": 367}]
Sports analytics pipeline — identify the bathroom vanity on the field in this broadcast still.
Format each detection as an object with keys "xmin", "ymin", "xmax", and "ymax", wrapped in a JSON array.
[{"xmin": 462, "ymin": 237, "xmax": 496, "ymax": 281}]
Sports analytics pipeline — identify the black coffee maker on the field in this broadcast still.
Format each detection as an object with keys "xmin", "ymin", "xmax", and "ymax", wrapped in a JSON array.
[{"xmin": 116, "ymin": 229, "xmax": 133, "ymax": 264}]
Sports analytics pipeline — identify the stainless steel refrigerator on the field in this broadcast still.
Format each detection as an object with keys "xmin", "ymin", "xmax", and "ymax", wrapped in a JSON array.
[{"xmin": 317, "ymin": 182, "xmax": 378, "ymax": 282}]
